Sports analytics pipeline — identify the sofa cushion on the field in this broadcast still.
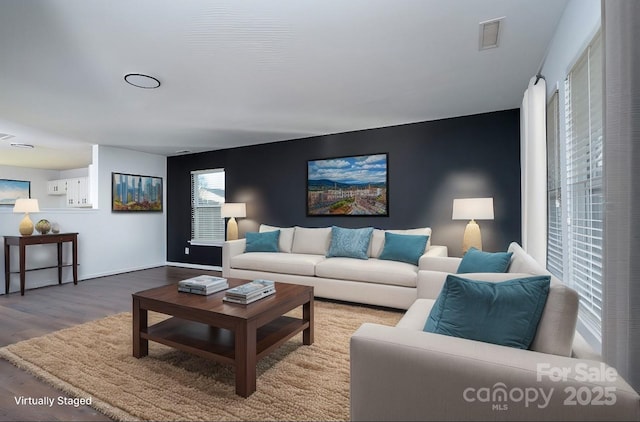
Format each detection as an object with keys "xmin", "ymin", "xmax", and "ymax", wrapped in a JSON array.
[
  {"xmin": 368, "ymin": 229, "xmax": 386, "ymax": 258},
  {"xmin": 292, "ymin": 227, "xmax": 332, "ymax": 255},
  {"xmin": 379, "ymin": 232, "xmax": 429, "ymax": 265},
  {"xmin": 245, "ymin": 230, "xmax": 280, "ymax": 253},
  {"xmin": 530, "ymin": 281, "xmax": 579, "ymax": 356},
  {"xmin": 417, "ymin": 269, "xmax": 580, "ymax": 357},
  {"xmin": 506, "ymin": 241, "xmax": 550, "ymax": 274},
  {"xmin": 369, "ymin": 227, "xmax": 432, "ymax": 258},
  {"xmin": 505, "ymin": 242, "xmax": 579, "ymax": 356},
  {"xmin": 230, "ymin": 252, "xmax": 325, "ymax": 276},
  {"xmin": 260, "ymin": 224, "xmax": 295, "ymax": 253},
  {"xmin": 315, "ymin": 257, "xmax": 418, "ymax": 288},
  {"xmin": 457, "ymin": 247, "xmax": 512, "ymax": 273},
  {"xmin": 424, "ymin": 274, "xmax": 551, "ymax": 349},
  {"xmin": 327, "ymin": 226, "xmax": 373, "ymax": 260}
]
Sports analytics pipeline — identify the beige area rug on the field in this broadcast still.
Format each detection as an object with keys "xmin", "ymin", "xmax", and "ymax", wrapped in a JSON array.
[{"xmin": 0, "ymin": 301, "xmax": 401, "ymax": 421}]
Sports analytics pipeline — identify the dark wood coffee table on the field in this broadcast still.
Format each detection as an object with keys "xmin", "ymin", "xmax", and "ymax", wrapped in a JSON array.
[{"xmin": 132, "ymin": 278, "xmax": 314, "ymax": 397}]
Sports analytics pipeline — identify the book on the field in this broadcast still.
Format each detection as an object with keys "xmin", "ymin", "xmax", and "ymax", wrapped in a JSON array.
[
  {"xmin": 225, "ymin": 279, "xmax": 275, "ymax": 298},
  {"xmin": 179, "ymin": 275, "xmax": 227, "ymax": 289},
  {"xmin": 178, "ymin": 285, "xmax": 229, "ymax": 296},
  {"xmin": 223, "ymin": 287, "xmax": 276, "ymax": 304},
  {"xmin": 225, "ymin": 288, "xmax": 271, "ymax": 301},
  {"xmin": 178, "ymin": 275, "xmax": 228, "ymax": 295}
]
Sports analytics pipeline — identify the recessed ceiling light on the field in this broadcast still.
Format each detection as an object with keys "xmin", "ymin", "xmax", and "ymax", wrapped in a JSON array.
[
  {"xmin": 10, "ymin": 142, "xmax": 35, "ymax": 149},
  {"xmin": 124, "ymin": 73, "xmax": 161, "ymax": 89},
  {"xmin": 0, "ymin": 133, "xmax": 15, "ymax": 141},
  {"xmin": 175, "ymin": 149, "xmax": 192, "ymax": 154}
]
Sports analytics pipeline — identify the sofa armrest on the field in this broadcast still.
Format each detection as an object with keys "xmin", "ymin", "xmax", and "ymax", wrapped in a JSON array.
[
  {"xmin": 222, "ymin": 239, "xmax": 246, "ymax": 277},
  {"xmin": 351, "ymin": 324, "xmax": 639, "ymax": 421},
  {"xmin": 424, "ymin": 245, "xmax": 448, "ymax": 258},
  {"xmin": 418, "ymin": 255, "xmax": 461, "ymax": 272}
]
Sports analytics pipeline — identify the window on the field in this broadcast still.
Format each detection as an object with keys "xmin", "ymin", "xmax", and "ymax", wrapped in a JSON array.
[
  {"xmin": 191, "ymin": 169, "xmax": 225, "ymax": 244},
  {"xmin": 549, "ymin": 30, "xmax": 603, "ymax": 341},
  {"xmin": 546, "ymin": 90, "xmax": 563, "ymax": 279}
]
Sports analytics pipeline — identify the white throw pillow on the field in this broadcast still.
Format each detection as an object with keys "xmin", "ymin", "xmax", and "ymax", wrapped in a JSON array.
[
  {"xmin": 368, "ymin": 229, "xmax": 386, "ymax": 258},
  {"xmin": 291, "ymin": 227, "xmax": 332, "ymax": 255},
  {"xmin": 259, "ymin": 224, "xmax": 295, "ymax": 253}
]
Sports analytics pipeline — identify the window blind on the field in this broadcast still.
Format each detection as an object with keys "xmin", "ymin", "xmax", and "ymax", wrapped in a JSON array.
[
  {"xmin": 546, "ymin": 90, "xmax": 563, "ymax": 279},
  {"xmin": 563, "ymin": 31, "xmax": 603, "ymax": 338},
  {"xmin": 191, "ymin": 169, "xmax": 225, "ymax": 243}
]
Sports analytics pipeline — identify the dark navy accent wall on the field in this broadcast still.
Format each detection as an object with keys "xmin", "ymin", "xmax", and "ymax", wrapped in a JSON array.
[{"xmin": 167, "ymin": 109, "xmax": 521, "ymax": 265}]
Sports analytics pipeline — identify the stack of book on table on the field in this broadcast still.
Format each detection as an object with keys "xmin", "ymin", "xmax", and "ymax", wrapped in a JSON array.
[
  {"xmin": 178, "ymin": 275, "xmax": 229, "ymax": 295},
  {"xmin": 223, "ymin": 279, "xmax": 276, "ymax": 304}
]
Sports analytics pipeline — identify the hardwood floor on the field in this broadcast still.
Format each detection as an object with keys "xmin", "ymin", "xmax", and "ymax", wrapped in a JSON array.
[{"xmin": 0, "ymin": 266, "xmax": 222, "ymax": 422}]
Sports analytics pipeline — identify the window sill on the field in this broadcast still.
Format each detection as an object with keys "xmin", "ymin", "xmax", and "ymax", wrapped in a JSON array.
[{"xmin": 188, "ymin": 240, "xmax": 224, "ymax": 247}]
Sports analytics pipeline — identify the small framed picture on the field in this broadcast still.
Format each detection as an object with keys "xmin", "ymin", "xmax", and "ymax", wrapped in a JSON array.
[{"xmin": 0, "ymin": 179, "xmax": 30, "ymax": 205}]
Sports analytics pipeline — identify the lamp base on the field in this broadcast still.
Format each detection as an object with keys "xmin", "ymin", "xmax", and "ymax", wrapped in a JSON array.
[
  {"xmin": 226, "ymin": 217, "xmax": 239, "ymax": 241},
  {"xmin": 462, "ymin": 219, "xmax": 482, "ymax": 254},
  {"xmin": 19, "ymin": 213, "xmax": 34, "ymax": 236}
]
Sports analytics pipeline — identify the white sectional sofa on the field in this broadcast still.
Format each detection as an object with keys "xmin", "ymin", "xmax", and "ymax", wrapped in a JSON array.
[
  {"xmin": 350, "ymin": 242, "xmax": 640, "ymax": 421},
  {"xmin": 222, "ymin": 225, "xmax": 448, "ymax": 310}
]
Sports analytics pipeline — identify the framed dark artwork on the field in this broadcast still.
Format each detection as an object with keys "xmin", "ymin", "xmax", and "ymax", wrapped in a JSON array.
[
  {"xmin": 112, "ymin": 172, "xmax": 163, "ymax": 212},
  {"xmin": 307, "ymin": 153, "xmax": 388, "ymax": 216},
  {"xmin": 0, "ymin": 179, "xmax": 30, "ymax": 205}
]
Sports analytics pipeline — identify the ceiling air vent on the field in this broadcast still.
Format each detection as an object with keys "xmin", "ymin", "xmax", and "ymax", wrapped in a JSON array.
[
  {"xmin": 479, "ymin": 17, "xmax": 504, "ymax": 50},
  {"xmin": 0, "ymin": 133, "xmax": 15, "ymax": 141}
]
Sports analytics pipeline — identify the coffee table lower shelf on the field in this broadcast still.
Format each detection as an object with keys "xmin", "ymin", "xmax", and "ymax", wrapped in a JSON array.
[{"xmin": 141, "ymin": 315, "xmax": 309, "ymax": 364}]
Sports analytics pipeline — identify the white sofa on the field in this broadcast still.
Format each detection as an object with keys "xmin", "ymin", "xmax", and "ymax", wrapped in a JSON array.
[
  {"xmin": 350, "ymin": 242, "xmax": 640, "ymax": 421},
  {"xmin": 222, "ymin": 225, "xmax": 448, "ymax": 310}
]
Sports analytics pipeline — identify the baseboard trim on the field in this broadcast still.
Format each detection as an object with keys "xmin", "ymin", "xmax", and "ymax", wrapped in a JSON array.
[
  {"xmin": 0, "ymin": 263, "xmax": 167, "ymax": 295},
  {"xmin": 2, "ymin": 263, "xmax": 222, "ymax": 296},
  {"xmin": 82, "ymin": 263, "xmax": 168, "ymax": 281}
]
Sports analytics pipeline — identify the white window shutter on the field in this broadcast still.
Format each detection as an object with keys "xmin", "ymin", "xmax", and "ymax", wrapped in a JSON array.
[{"xmin": 563, "ymin": 31, "xmax": 603, "ymax": 339}]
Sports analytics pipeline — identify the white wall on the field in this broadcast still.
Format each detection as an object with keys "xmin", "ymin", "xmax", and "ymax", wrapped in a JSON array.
[
  {"xmin": 0, "ymin": 145, "xmax": 166, "ymax": 294},
  {"xmin": 541, "ymin": 0, "xmax": 601, "ymax": 95}
]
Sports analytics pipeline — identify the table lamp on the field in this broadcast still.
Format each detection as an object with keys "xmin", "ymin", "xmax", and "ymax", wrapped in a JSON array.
[
  {"xmin": 13, "ymin": 198, "xmax": 40, "ymax": 236},
  {"xmin": 221, "ymin": 203, "xmax": 246, "ymax": 241},
  {"xmin": 452, "ymin": 198, "xmax": 494, "ymax": 253}
]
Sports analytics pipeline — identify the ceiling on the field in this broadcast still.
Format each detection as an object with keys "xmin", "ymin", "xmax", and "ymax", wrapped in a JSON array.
[{"xmin": 0, "ymin": 0, "xmax": 568, "ymax": 170}]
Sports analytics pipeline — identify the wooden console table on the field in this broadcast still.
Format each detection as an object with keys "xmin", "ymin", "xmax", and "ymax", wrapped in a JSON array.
[{"xmin": 4, "ymin": 233, "xmax": 78, "ymax": 296}]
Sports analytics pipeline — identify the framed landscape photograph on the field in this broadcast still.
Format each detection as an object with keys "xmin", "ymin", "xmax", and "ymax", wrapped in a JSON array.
[
  {"xmin": 307, "ymin": 153, "xmax": 388, "ymax": 216},
  {"xmin": 112, "ymin": 172, "xmax": 163, "ymax": 212},
  {"xmin": 0, "ymin": 179, "xmax": 30, "ymax": 205}
]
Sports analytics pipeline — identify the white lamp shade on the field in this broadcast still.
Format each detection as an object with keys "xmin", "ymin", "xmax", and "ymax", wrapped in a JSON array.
[
  {"xmin": 13, "ymin": 198, "xmax": 40, "ymax": 213},
  {"xmin": 221, "ymin": 202, "xmax": 246, "ymax": 218},
  {"xmin": 452, "ymin": 198, "xmax": 494, "ymax": 220}
]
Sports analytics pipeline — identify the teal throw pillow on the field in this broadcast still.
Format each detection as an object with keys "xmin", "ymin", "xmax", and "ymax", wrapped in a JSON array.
[
  {"xmin": 457, "ymin": 247, "xmax": 513, "ymax": 273},
  {"xmin": 379, "ymin": 232, "xmax": 429, "ymax": 265},
  {"xmin": 326, "ymin": 226, "xmax": 374, "ymax": 260},
  {"xmin": 424, "ymin": 275, "xmax": 551, "ymax": 349},
  {"xmin": 245, "ymin": 230, "xmax": 280, "ymax": 253}
]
